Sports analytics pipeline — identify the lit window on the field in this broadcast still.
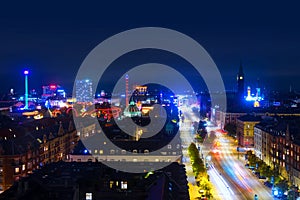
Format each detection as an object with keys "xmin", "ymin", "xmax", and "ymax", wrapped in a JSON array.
[
  {"xmin": 121, "ymin": 150, "xmax": 126, "ymax": 154},
  {"xmin": 133, "ymin": 150, "xmax": 137, "ymax": 154},
  {"xmin": 167, "ymin": 145, "xmax": 172, "ymax": 149},
  {"xmin": 22, "ymin": 164, "xmax": 25, "ymax": 171},
  {"xmin": 121, "ymin": 181, "xmax": 128, "ymax": 189},
  {"xmin": 109, "ymin": 181, "xmax": 114, "ymax": 188},
  {"xmin": 99, "ymin": 150, "xmax": 103, "ymax": 154},
  {"xmin": 15, "ymin": 167, "xmax": 19, "ymax": 173},
  {"xmin": 86, "ymin": 193, "xmax": 92, "ymax": 200},
  {"xmin": 94, "ymin": 149, "xmax": 98, "ymax": 154}
]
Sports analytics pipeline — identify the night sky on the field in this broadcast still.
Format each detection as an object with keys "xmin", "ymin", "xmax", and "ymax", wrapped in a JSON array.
[{"xmin": 0, "ymin": 2, "xmax": 299, "ymax": 95}]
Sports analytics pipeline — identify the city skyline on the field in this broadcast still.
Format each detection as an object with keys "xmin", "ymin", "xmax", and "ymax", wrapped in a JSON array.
[
  {"xmin": 1, "ymin": 3, "xmax": 300, "ymax": 199},
  {"xmin": 0, "ymin": 2, "xmax": 300, "ymax": 95}
]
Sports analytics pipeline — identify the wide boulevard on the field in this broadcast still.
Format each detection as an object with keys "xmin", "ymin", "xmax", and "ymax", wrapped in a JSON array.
[{"xmin": 179, "ymin": 104, "xmax": 273, "ymax": 200}]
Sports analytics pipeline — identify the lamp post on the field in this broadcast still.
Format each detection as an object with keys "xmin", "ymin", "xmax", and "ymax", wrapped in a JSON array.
[{"xmin": 24, "ymin": 70, "xmax": 29, "ymax": 110}]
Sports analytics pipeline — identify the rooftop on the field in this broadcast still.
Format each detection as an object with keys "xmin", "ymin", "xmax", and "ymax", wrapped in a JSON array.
[
  {"xmin": 0, "ymin": 161, "xmax": 189, "ymax": 200},
  {"xmin": 238, "ymin": 114, "xmax": 262, "ymax": 122}
]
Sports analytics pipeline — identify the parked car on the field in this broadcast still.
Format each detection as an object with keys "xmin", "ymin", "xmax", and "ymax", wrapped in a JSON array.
[{"xmin": 259, "ymin": 175, "xmax": 266, "ymax": 180}]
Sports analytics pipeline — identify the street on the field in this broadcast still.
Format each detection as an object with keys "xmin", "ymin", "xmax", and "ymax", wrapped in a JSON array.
[{"xmin": 179, "ymin": 104, "xmax": 274, "ymax": 200}]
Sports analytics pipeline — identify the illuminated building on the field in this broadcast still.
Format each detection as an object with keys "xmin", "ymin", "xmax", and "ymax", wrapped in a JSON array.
[
  {"xmin": 123, "ymin": 101, "xmax": 141, "ymax": 117},
  {"xmin": 237, "ymin": 64, "xmax": 245, "ymax": 101},
  {"xmin": 75, "ymin": 79, "xmax": 93, "ymax": 103},
  {"xmin": 245, "ymin": 86, "xmax": 264, "ymax": 107},
  {"xmin": 42, "ymin": 84, "xmax": 66, "ymax": 99},
  {"xmin": 42, "ymin": 84, "xmax": 67, "ymax": 108},
  {"xmin": 135, "ymin": 85, "xmax": 147, "ymax": 95},
  {"xmin": 237, "ymin": 115, "xmax": 262, "ymax": 147}
]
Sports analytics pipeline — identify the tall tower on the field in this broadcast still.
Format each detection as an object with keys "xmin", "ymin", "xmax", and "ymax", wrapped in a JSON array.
[
  {"xmin": 237, "ymin": 63, "xmax": 245, "ymax": 101},
  {"xmin": 125, "ymin": 74, "xmax": 129, "ymax": 107},
  {"xmin": 23, "ymin": 70, "xmax": 29, "ymax": 110}
]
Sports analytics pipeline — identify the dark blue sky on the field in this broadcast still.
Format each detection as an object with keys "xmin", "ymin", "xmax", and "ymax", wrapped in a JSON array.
[{"xmin": 0, "ymin": 1, "xmax": 299, "ymax": 95}]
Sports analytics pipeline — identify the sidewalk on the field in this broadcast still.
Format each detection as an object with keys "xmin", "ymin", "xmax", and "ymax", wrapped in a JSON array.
[{"xmin": 180, "ymin": 120, "xmax": 219, "ymax": 200}]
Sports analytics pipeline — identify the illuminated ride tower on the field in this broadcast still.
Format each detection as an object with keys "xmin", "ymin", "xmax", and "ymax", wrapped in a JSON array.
[
  {"xmin": 125, "ymin": 74, "xmax": 129, "ymax": 107},
  {"xmin": 24, "ymin": 70, "xmax": 29, "ymax": 110}
]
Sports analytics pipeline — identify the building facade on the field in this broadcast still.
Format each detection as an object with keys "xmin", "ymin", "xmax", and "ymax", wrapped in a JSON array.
[
  {"xmin": 0, "ymin": 118, "xmax": 78, "ymax": 192},
  {"xmin": 237, "ymin": 115, "xmax": 261, "ymax": 147},
  {"xmin": 254, "ymin": 117, "xmax": 300, "ymax": 187},
  {"xmin": 75, "ymin": 79, "xmax": 93, "ymax": 103},
  {"xmin": 210, "ymin": 108, "xmax": 246, "ymax": 129}
]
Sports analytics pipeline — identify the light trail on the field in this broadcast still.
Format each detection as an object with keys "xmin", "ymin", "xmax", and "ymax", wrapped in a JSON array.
[{"xmin": 209, "ymin": 164, "xmax": 235, "ymax": 196}]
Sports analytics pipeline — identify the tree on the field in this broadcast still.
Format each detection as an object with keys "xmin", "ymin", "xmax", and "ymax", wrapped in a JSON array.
[
  {"xmin": 280, "ymin": 166, "xmax": 289, "ymax": 180},
  {"xmin": 188, "ymin": 143, "xmax": 205, "ymax": 176},
  {"xmin": 195, "ymin": 133, "xmax": 204, "ymax": 143},
  {"xmin": 188, "ymin": 143, "xmax": 199, "ymax": 160}
]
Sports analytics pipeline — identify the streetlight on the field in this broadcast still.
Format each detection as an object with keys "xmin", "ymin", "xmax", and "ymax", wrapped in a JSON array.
[{"xmin": 24, "ymin": 70, "xmax": 29, "ymax": 110}]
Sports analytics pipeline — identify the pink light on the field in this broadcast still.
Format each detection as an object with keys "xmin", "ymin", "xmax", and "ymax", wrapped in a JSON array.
[{"xmin": 50, "ymin": 85, "xmax": 57, "ymax": 89}]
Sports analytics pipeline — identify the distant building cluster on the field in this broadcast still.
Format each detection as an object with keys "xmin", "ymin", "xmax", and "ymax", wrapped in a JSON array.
[{"xmin": 0, "ymin": 75, "xmax": 188, "ymax": 197}]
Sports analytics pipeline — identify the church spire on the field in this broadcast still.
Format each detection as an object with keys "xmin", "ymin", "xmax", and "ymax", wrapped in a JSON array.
[
  {"xmin": 68, "ymin": 120, "xmax": 74, "ymax": 132},
  {"xmin": 237, "ymin": 62, "xmax": 245, "ymax": 102},
  {"xmin": 238, "ymin": 61, "xmax": 244, "ymax": 75},
  {"xmin": 58, "ymin": 121, "xmax": 64, "ymax": 136}
]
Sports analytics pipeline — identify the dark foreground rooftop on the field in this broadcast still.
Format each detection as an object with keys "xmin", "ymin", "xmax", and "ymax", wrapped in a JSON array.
[{"xmin": 0, "ymin": 161, "xmax": 189, "ymax": 200}]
